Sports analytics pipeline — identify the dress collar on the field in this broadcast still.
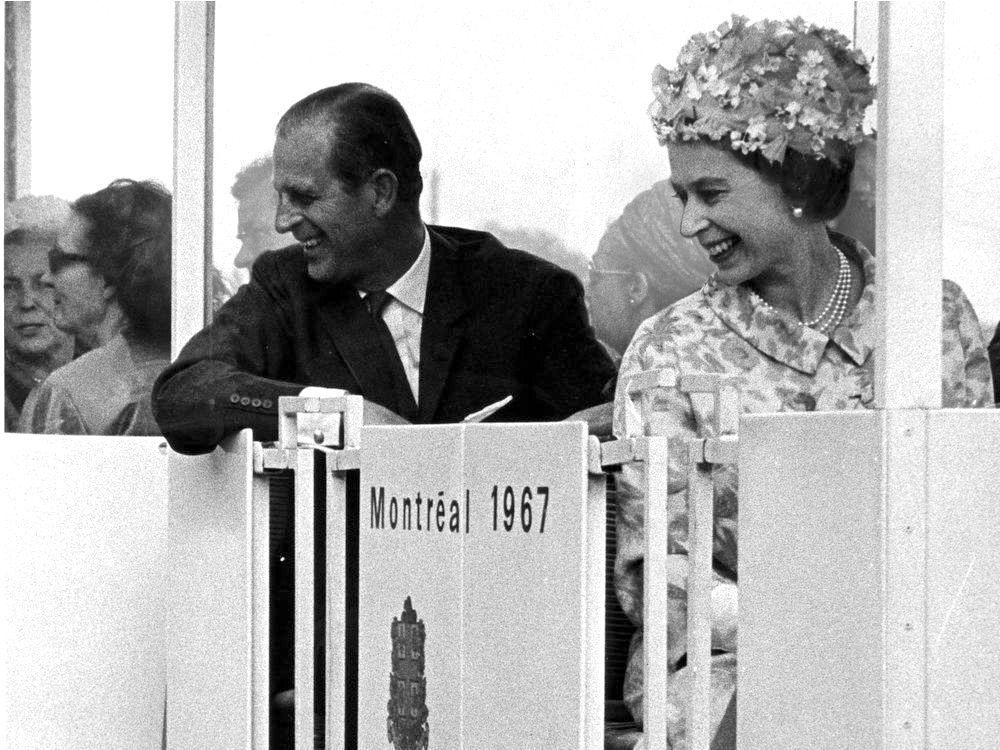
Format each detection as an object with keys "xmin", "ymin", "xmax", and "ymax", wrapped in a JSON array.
[{"xmin": 701, "ymin": 232, "xmax": 876, "ymax": 375}]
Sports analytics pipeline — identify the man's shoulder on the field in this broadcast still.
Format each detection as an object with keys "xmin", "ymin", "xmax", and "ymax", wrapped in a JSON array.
[
  {"xmin": 428, "ymin": 225, "xmax": 573, "ymax": 282},
  {"xmin": 249, "ymin": 243, "xmax": 306, "ymax": 281}
]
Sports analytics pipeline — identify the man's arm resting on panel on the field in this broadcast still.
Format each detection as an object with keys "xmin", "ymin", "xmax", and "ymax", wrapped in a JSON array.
[{"xmin": 525, "ymin": 269, "xmax": 617, "ymax": 417}]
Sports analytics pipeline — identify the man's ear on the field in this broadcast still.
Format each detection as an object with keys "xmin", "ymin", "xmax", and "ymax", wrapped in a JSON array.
[
  {"xmin": 628, "ymin": 271, "xmax": 650, "ymax": 306},
  {"xmin": 368, "ymin": 168, "xmax": 399, "ymax": 216}
]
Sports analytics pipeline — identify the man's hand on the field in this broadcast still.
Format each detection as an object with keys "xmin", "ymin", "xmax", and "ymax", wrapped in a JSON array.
[{"xmin": 564, "ymin": 401, "xmax": 613, "ymax": 438}]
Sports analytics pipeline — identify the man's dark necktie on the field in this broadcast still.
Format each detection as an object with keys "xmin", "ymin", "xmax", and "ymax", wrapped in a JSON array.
[{"xmin": 365, "ymin": 290, "xmax": 418, "ymax": 421}]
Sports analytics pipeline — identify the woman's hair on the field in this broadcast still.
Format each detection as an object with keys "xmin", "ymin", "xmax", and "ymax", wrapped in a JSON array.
[
  {"xmin": 733, "ymin": 143, "xmax": 856, "ymax": 222},
  {"xmin": 72, "ymin": 180, "xmax": 172, "ymax": 343}
]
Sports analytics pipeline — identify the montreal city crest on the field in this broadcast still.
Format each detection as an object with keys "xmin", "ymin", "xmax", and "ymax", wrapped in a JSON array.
[{"xmin": 387, "ymin": 596, "xmax": 429, "ymax": 749}]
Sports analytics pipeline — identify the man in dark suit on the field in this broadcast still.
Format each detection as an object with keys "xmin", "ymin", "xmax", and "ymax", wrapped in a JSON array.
[
  {"xmin": 152, "ymin": 82, "xmax": 613, "ymax": 453},
  {"xmin": 154, "ymin": 83, "xmax": 616, "ymax": 746},
  {"xmin": 153, "ymin": 83, "xmax": 614, "ymax": 747}
]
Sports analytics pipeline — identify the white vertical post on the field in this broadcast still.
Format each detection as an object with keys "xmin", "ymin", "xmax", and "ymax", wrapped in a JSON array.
[
  {"xmin": 172, "ymin": 1, "xmax": 214, "ymax": 357},
  {"xmin": 642, "ymin": 437, "xmax": 670, "ymax": 750},
  {"xmin": 251, "ymin": 475, "xmax": 272, "ymax": 749},
  {"xmin": 325, "ymin": 468, "xmax": 347, "ymax": 750},
  {"xmin": 875, "ymin": 3, "xmax": 942, "ymax": 746},
  {"xmin": 853, "ymin": 2, "xmax": 879, "ymax": 65},
  {"xmin": 324, "ymin": 396, "xmax": 361, "ymax": 750},
  {"xmin": 5, "ymin": 1, "xmax": 32, "ymax": 199},
  {"xmin": 686, "ymin": 457, "xmax": 714, "ymax": 750},
  {"xmin": 294, "ymin": 450, "xmax": 316, "ymax": 749},
  {"xmin": 875, "ymin": 2, "xmax": 944, "ymax": 409}
]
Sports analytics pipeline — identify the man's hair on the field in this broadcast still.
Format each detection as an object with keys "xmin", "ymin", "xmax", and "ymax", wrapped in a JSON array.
[
  {"xmin": 72, "ymin": 179, "xmax": 172, "ymax": 344},
  {"xmin": 276, "ymin": 83, "xmax": 423, "ymax": 202},
  {"xmin": 231, "ymin": 156, "xmax": 273, "ymax": 201}
]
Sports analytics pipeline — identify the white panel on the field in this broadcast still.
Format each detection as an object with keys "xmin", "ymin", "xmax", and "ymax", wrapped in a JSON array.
[
  {"xmin": 2, "ymin": 434, "xmax": 168, "ymax": 749},
  {"xmin": 738, "ymin": 412, "xmax": 885, "ymax": 749},
  {"xmin": 358, "ymin": 425, "xmax": 465, "ymax": 747},
  {"xmin": 357, "ymin": 423, "xmax": 600, "ymax": 748},
  {"xmin": 925, "ymin": 410, "xmax": 1000, "ymax": 748},
  {"xmin": 167, "ymin": 430, "xmax": 253, "ymax": 748},
  {"xmin": 882, "ymin": 410, "xmax": 928, "ymax": 746},
  {"xmin": 462, "ymin": 421, "xmax": 600, "ymax": 749}
]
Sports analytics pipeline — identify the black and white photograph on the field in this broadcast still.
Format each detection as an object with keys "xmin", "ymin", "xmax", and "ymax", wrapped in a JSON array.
[{"xmin": 4, "ymin": 1, "xmax": 999, "ymax": 748}]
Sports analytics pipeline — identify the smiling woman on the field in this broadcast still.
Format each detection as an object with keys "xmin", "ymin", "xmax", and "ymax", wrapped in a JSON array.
[{"xmin": 611, "ymin": 15, "xmax": 995, "ymax": 748}]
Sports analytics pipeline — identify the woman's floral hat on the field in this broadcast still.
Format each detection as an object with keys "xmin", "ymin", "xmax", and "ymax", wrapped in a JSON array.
[{"xmin": 650, "ymin": 15, "xmax": 875, "ymax": 164}]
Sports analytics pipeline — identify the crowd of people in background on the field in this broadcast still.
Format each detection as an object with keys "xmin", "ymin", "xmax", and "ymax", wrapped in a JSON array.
[{"xmin": 5, "ymin": 181, "xmax": 172, "ymax": 434}]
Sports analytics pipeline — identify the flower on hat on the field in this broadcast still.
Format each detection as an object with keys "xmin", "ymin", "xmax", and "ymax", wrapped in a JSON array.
[{"xmin": 649, "ymin": 14, "xmax": 876, "ymax": 164}]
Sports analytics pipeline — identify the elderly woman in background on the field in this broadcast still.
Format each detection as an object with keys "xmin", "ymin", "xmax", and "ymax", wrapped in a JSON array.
[
  {"xmin": 589, "ymin": 180, "xmax": 714, "ymax": 362},
  {"xmin": 20, "ymin": 180, "xmax": 172, "ymax": 435},
  {"xmin": 613, "ymin": 16, "xmax": 994, "ymax": 748},
  {"xmin": 4, "ymin": 196, "xmax": 76, "ymax": 431}
]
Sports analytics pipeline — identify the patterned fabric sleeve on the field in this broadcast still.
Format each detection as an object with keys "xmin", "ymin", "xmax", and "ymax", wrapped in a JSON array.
[
  {"xmin": 612, "ymin": 314, "xmax": 738, "ymax": 737},
  {"xmin": 17, "ymin": 380, "xmax": 89, "ymax": 435},
  {"xmin": 941, "ymin": 280, "xmax": 994, "ymax": 408}
]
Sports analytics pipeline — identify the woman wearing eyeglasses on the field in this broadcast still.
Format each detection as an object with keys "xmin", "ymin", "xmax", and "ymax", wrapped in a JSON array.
[
  {"xmin": 588, "ymin": 181, "xmax": 714, "ymax": 362},
  {"xmin": 19, "ymin": 179, "xmax": 172, "ymax": 435}
]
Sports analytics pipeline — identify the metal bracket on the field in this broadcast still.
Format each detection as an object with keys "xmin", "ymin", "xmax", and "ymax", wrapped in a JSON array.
[
  {"xmin": 250, "ymin": 395, "xmax": 367, "ymax": 476},
  {"xmin": 252, "ymin": 442, "xmax": 295, "ymax": 474},
  {"xmin": 688, "ymin": 434, "xmax": 739, "ymax": 466},
  {"xmin": 678, "ymin": 374, "xmax": 741, "ymax": 437}
]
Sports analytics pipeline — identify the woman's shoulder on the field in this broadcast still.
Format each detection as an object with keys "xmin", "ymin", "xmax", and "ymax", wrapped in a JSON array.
[
  {"xmin": 44, "ymin": 335, "xmax": 127, "ymax": 388},
  {"xmin": 640, "ymin": 288, "xmax": 715, "ymax": 337}
]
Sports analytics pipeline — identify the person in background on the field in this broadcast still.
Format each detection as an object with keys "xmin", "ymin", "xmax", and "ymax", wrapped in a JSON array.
[
  {"xmin": 571, "ymin": 182, "xmax": 715, "ymax": 438},
  {"xmin": 231, "ymin": 155, "xmax": 285, "ymax": 271},
  {"xmin": 589, "ymin": 180, "xmax": 714, "ymax": 363},
  {"xmin": 4, "ymin": 196, "xmax": 75, "ymax": 431},
  {"xmin": 19, "ymin": 179, "xmax": 172, "ymax": 435},
  {"xmin": 613, "ymin": 16, "xmax": 993, "ymax": 748}
]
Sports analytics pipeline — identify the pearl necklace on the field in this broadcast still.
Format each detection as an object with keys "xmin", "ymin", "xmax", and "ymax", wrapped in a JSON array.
[{"xmin": 749, "ymin": 247, "xmax": 852, "ymax": 335}]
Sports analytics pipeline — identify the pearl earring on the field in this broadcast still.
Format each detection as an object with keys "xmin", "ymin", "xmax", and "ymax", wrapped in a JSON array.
[{"xmin": 791, "ymin": 206, "xmax": 804, "ymax": 219}]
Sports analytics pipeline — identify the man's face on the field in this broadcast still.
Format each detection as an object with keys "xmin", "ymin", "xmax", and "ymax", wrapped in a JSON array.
[
  {"xmin": 4, "ymin": 238, "xmax": 66, "ymax": 358},
  {"xmin": 272, "ymin": 121, "xmax": 381, "ymax": 286},
  {"xmin": 234, "ymin": 183, "xmax": 284, "ymax": 270}
]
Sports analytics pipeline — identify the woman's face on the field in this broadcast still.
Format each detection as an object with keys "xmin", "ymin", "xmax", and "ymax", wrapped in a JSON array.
[
  {"xmin": 668, "ymin": 141, "xmax": 801, "ymax": 287},
  {"xmin": 44, "ymin": 212, "xmax": 112, "ymax": 338},
  {"xmin": 4, "ymin": 238, "xmax": 67, "ymax": 358}
]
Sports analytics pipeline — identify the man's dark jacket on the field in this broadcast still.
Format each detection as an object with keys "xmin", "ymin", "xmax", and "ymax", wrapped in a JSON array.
[{"xmin": 152, "ymin": 225, "xmax": 615, "ymax": 453}]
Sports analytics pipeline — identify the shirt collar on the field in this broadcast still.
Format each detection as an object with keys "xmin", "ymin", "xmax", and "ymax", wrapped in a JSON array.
[
  {"xmin": 701, "ymin": 232, "xmax": 876, "ymax": 375},
  {"xmin": 384, "ymin": 225, "xmax": 431, "ymax": 315}
]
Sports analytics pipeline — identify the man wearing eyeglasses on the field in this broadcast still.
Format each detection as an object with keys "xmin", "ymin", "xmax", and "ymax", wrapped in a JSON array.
[{"xmin": 152, "ymin": 83, "xmax": 615, "ymax": 454}]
